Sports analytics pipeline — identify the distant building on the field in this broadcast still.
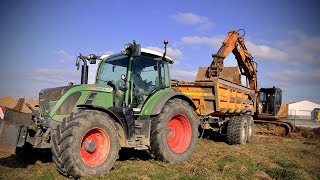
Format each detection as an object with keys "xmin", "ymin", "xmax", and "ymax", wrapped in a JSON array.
[
  {"xmin": 311, "ymin": 108, "xmax": 320, "ymax": 121},
  {"xmin": 288, "ymin": 100, "xmax": 320, "ymax": 119}
]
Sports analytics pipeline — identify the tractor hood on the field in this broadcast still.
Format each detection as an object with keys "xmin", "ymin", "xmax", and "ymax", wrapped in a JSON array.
[
  {"xmin": 39, "ymin": 85, "xmax": 79, "ymax": 115},
  {"xmin": 39, "ymin": 84, "xmax": 114, "ymax": 118}
]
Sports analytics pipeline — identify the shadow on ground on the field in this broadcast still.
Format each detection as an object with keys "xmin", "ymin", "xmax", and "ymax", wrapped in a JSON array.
[{"xmin": 0, "ymin": 146, "xmax": 52, "ymax": 168}]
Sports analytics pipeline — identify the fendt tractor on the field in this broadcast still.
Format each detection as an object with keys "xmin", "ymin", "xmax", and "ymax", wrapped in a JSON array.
[
  {"xmin": 1, "ymin": 41, "xmax": 200, "ymax": 178},
  {"xmin": 0, "ymin": 30, "xmax": 293, "ymax": 178}
]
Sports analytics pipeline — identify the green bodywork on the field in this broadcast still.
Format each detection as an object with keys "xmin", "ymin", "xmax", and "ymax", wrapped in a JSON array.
[
  {"xmin": 42, "ymin": 50, "xmax": 175, "ymax": 123},
  {"xmin": 48, "ymin": 84, "xmax": 114, "ymax": 123}
]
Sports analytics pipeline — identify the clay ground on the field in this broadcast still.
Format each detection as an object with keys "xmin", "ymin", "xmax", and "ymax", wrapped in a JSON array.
[{"xmin": 0, "ymin": 129, "xmax": 320, "ymax": 180}]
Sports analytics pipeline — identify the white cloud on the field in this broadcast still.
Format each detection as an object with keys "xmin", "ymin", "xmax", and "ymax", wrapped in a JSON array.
[
  {"xmin": 170, "ymin": 69, "xmax": 197, "ymax": 81},
  {"xmin": 180, "ymin": 34, "xmax": 313, "ymax": 66},
  {"xmin": 266, "ymin": 70, "xmax": 320, "ymax": 85},
  {"xmin": 180, "ymin": 35, "xmax": 289, "ymax": 61},
  {"xmin": 146, "ymin": 46, "xmax": 182, "ymax": 59},
  {"xmin": 31, "ymin": 68, "xmax": 79, "ymax": 84},
  {"xmin": 270, "ymin": 30, "xmax": 320, "ymax": 65},
  {"xmin": 285, "ymin": 37, "xmax": 320, "ymax": 65},
  {"xmin": 246, "ymin": 41, "xmax": 289, "ymax": 61},
  {"xmin": 146, "ymin": 46, "xmax": 182, "ymax": 65},
  {"xmin": 180, "ymin": 36, "xmax": 224, "ymax": 49},
  {"xmin": 288, "ymin": 29, "xmax": 307, "ymax": 40},
  {"xmin": 265, "ymin": 69, "xmax": 320, "ymax": 103},
  {"xmin": 171, "ymin": 12, "xmax": 214, "ymax": 30},
  {"xmin": 53, "ymin": 50, "xmax": 73, "ymax": 64},
  {"xmin": 101, "ymin": 51, "xmax": 114, "ymax": 56}
]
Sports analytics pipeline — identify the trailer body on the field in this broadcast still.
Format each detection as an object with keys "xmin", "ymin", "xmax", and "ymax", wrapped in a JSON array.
[{"xmin": 172, "ymin": 77, "xmax": 256, "ymax": 118}]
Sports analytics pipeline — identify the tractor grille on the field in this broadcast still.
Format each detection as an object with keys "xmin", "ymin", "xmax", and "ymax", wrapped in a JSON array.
[{"xmin": 39, "ymin": 85, "xmax": 78, "ymax": 115}]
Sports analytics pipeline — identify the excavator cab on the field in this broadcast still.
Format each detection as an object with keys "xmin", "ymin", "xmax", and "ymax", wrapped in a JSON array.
[{"xmin": 258, "ymin": 87, "xmax": 282, "ymax": 116}]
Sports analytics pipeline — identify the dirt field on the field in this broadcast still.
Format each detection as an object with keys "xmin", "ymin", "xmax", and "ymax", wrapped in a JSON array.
[
  {"xmin": 0, "ymin": 129, "xmax": 319, "ymax": 180},
  {"xmin": 0, "ymin": 97, "xmax": 320, "ymax": 179}
]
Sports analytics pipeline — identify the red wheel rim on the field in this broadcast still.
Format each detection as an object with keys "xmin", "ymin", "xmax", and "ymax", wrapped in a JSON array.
[
  {"xmin": 166, "ymin": 114, "xmax": 192, "ymax": 154},
  {"xmin": 80, "ymin": 128, "xmax": 110, "ymax": 167}
]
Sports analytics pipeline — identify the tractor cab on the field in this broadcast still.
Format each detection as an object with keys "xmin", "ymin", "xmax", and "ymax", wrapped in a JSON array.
[
  {"xmin": 258, "ymin": 86, "xmax": 282, "ymax": 116},
  {"xmin": 95, "ymin": 41, "xmax": 173, "ymax": 111}
]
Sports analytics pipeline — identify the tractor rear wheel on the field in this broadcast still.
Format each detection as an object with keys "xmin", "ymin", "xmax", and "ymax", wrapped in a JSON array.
[
  {"xmin": 51, "ymin": 110, "xmax": 120, "ymax": 178},
  {"xmin": 150, "ymin": 99, "xmax": 198, "ymax": 162},
  {"xmin": 226, "ymin": 116, "xmax": 248, "ymax": 145}
]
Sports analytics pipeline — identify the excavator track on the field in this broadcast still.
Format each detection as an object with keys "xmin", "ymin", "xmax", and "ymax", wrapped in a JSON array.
[{"xmin": 254, "ymin": 120, "xmax": 295, "ymax": 136}]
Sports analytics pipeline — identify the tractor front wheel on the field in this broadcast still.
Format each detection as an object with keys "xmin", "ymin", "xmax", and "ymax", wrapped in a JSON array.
[
  {"xmin": 51, "ymin": 110, "xmax": 120, "ymax": 178},
  {"xmin": 150, "ymin": 99, "xmax": 198, "ymax": 162}
]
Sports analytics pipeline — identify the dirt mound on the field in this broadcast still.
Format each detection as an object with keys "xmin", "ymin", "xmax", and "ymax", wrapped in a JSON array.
[
  {"xmin": 0, "ymin": 96, "xmax": 38, "ymax": 114},
  {"xmin": 290, "ymin": 127, "xmax": 320, "ymax": 139}
]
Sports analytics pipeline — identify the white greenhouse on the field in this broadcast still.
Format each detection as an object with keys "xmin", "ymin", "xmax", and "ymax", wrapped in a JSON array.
[{"xmin": 288, "ymin": 100, "xmax": 320, "ymax": 119}]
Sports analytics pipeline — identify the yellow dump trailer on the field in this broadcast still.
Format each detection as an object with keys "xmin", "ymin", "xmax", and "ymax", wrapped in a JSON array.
[
  {"xmin": 171, "ymin": 76, "xmax": 256, "ymax": 145},
  {"xmin": 172, "ymin": 77, "xmax": 256, "ymax": 117}
]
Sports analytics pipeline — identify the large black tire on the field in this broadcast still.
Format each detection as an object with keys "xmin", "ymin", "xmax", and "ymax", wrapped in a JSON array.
[
  {"xmin": 51, "ymin": 110, "xmax": 120, "ymax": 178},
  {"xmin": 245, "ymin": 115, "xmax": 254, "ymax": 143},
  {"xmin": 226, "ymin": 116, "xmax": 248, "ymax": 145},
  {"xmin": 150, "ymin": 99, "xmax": 198, "ymax": 162}
]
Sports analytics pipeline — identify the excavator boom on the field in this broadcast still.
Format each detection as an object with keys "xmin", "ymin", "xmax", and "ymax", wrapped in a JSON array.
[{"xmin": 208, "ymin": 30, "xmax": 258, "ymax": 92}]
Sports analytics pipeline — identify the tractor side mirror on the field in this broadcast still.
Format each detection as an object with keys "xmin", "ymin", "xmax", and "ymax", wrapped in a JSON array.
[
  {"xmin": 132, "ymin": 43, "xmax": 141, "ymax": 57},
  {"xmin": 122, "ymin": 40, "xmax": 141, "ymax": 57}
]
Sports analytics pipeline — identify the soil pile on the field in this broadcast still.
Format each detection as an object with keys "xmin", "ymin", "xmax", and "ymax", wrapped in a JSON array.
[
  {"xmin": 291, "ymin": 126, "xmax": 320, "ymax": 139},
  {"xmin": 0, "ymin": 96, "xmax": 38, "ymax": 114}
]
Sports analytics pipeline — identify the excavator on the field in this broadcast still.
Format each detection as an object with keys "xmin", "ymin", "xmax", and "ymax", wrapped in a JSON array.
[{"xmin": 208, "ymin": 29, "xmax": 294, "ymax": 136}]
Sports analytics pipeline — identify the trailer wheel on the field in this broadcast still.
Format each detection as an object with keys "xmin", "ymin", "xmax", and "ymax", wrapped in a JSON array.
[
  {"xmin": 150, "ymin": 99, "xmax": 198, "ymax": 162},
  {"xmin": 226, "ymin": 116, "xmax": 248, "ymax": 145},
  {"xmin": 51, "ymin": 110, "xmax": 120, "ymax": 178},
  {"xmin": 246, "ymin": 115, "xmax": 254, "ymax": 143}
]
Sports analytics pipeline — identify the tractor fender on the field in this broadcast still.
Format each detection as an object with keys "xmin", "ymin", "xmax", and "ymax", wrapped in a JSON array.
[
  {"xmin": 150, "ymin": 91, "xmax": 196, "ymax": 115},
  {"xmin": 77, "ymin": 104, "xmax": 130, "ymax": 140}
]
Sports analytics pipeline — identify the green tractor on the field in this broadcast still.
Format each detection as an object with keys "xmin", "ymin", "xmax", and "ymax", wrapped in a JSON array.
[{"xmin": 0, "ymin": 41, "xmax": 198, "ymax": 178}]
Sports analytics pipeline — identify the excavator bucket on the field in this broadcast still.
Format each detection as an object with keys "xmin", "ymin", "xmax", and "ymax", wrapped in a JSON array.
[{"xmin": 195, "ymin": 66, "xmax": 242, "ymax": 85}]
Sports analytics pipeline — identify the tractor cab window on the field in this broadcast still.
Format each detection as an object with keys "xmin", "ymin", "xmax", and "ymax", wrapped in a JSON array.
[
  {"xmin": 131, "ymin": 54, "xmax": 167, "ymax": 109},
  {"xmin": 96, "ymin": 55, "xmax": 128, "ymax": 107},
  {"xmin": 96, "ymin": 55, "xmax": 128, "ymax": 85}
]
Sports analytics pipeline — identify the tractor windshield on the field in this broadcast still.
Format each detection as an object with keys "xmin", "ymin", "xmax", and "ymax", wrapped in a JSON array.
[{"xmin": 96, "ymin": 55, "xmax": 128, "ymax": 85}]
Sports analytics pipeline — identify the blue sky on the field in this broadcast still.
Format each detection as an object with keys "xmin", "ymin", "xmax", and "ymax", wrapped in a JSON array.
[{"xmin": 0, "ymin": 0, "xmax": 319, "ymax": 104}]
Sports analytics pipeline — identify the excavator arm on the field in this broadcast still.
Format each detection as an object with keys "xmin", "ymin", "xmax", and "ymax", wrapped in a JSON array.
[{"xmin": 208, "ymin": 30, "xmax": 258, "ymax": 92}]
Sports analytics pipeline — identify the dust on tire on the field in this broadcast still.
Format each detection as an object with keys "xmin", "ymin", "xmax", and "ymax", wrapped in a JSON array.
[
  {"xmin": 150, "ymin": 98, "xmax": 198, "ymax": 162},
  {"xmin": 226, "ymin": 116, "xmax": 248, "ymax": 145},
  {"xmin": 51, "ymin": 110, "xmax": 120, "ymax": 178}
]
